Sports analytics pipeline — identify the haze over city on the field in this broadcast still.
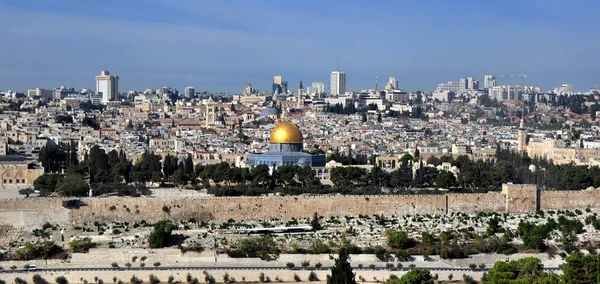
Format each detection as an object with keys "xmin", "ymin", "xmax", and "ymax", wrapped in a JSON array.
[
  {"xmin": 1, "ymin": 0, "xmax": 600, "ymax": 93},
  {"xmin": 4, "ymin": 1, "xmax": 600, "ymax": 284}
]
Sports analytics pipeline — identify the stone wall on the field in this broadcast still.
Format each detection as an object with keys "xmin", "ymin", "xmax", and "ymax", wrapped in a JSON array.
[
  {"xmin": 446, "ymin": 193, "xmax": 505, "ymax": 214},
  {"xmin": 69, "ymin": 195, "xmax": 448, "ymax": 224},
  {"xmin": 502, "ymin": 184, "xmax": 538, "ymax": 213},
  {"xmin": 1, "ymin": 185, "xmax": 599, "ymax": 228},
  {"xmin": 541, "ymin": 190, "xmax": 600, "ymax": 211}
]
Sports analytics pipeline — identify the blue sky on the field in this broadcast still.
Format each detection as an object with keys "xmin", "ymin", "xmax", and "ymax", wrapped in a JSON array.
[{"xmin": 0, "ymin": 0, "xmax": 599, "ymax": 93}]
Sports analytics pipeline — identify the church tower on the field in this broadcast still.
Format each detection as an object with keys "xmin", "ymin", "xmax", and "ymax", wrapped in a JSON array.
[
  {"xmin": 205, "ymin": 99, "xmax": 216, "ymax": 128},
  {"xmin": 517, "ymin": 116, "xmax": 527, "ymax": 153},
  {"xmin": 297, "ymin": 80, "xmax": 305, "ymax": 106}
]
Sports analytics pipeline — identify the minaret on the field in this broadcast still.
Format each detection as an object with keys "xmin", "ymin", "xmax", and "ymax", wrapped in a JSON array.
[
  {"xmin": 297, "ymin": 81, "xmax": 305, "ymax": 106},
  {"xmin": 517, "ymin": 115, "xmax": 527, "ymax": 153}
]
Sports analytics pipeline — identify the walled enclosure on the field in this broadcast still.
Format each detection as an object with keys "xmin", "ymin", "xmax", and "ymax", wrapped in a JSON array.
[{"xmin": 1, "ymin": 184, "xmax": 599, "ymax": 228}]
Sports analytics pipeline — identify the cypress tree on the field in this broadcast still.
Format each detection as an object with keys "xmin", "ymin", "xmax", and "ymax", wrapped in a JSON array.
[{"xmin": 327, "ymin": 247, "xmax": 356, "ymax": 284}]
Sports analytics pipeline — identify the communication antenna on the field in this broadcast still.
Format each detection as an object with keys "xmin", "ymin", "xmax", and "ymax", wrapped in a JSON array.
[{"xmin": 375, "ymin": 73, "xmax": 379, "ymax": 91}]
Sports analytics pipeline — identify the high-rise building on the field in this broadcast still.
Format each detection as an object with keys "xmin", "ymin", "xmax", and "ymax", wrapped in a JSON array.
[
  {"xmin": 466, "ymin": 77, "xmax": 479, "ymax": 90},
  {"xmin": 96, "ymin": 70, "xmax": 119, "ymax": 103},
  {"xmin": 330, "ymin": 71, "xmax": 346, "ymax": 96},
  {"xmin": 272, "ymin": 76, "xmax": 283, "ymax": 95},
  {"xmin": 558, "ymin": 84, "xmax": 573, "ymax": 94},
  {"xmin": 484, "ymin": 75, "xmax": 496, "ymax": 89},
  {"xmin": 385, "ymin": 76, "xmax": 399, "ymax": 91},
  {"xmin": 184, "ymin": 86, "xmax": 195, "ymax": 98},
  {"xmin": 310, "ymin": 82, "xmax": 325, "ymax": 95}
]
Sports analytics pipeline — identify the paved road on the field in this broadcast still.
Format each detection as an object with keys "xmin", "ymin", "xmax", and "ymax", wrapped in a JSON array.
[{"xmin": 0, "ymin": 265, "xmax": 562, "ymax": 274}]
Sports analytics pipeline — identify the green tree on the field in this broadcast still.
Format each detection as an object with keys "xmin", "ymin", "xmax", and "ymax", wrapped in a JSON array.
[
  {"xmin": 389, "ymin": 269, "xmax": 433, "ymax": 284},
  {"xmin": 385, "ymin": 230, "xmax": 415, "ymax": 249},
  {"xmin": 55, "ymin": 276, "xmax": 69, "ymax": 284},
  {"xmin": 33, "ymin": 174, "xmax": 62, "ymax": 195},
  {"xmin": 148, "ymin": 220, "xmax": 174, "ymax": 248},
  {"xmin": 162, "ymin": 154, "xmax": 178, "ymax": 181},
  {"xmin": 562, "ymin": 252, "xmax": 597, "ymax": 284},
  {"xmin": 327, "ymin": 247, "xmax": 356, "ymax": 284},
  {"xmin": 15, "ymin": 241, "xmax": 58, "ymax": 260},
  {"xmin": 132, "ymin": 152, "xmax": 163, "ymax": 183},
  {"xmin": 485, "ymin": 257, "xmax": 558, "ymax": 284},
  {"xmin": 38, "ymin": 144, "xmax": 68, "ymax": 173},
  {"xmin": 18, "ymin": 187, "xmax": 35, "ymax": 198},
  {"xmin": 230, "ymin": 236, "xmax": 280, "ymax": 260},
  {"xmin": 56, "ymin": 174, "xmax": 89, "ymax": 197},
  {"xmin": 250, "ymin": 165, "xmax": 271, "ymax": 185},
  {"xmin": 184, "ymin": 154, "xmax": 194, "ymax": 180},
  {"xmin": 435, "ymin": 170, "xmax": 457, "ymax": 188},
  {"xmin": 68, "ymin": 237, "xmax": 93, "ymax": 253},
  {"xmin": 311, "ymin": 212, "xmax": 321, "ymax": 231},
  {"xmin": 173, "ymin": 169, "xmax": 187, "ymax": 185}
]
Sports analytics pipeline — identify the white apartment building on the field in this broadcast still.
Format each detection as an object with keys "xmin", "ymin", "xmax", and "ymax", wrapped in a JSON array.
[
  {"xmin": 330, "ymin": 71, "xmax": 346, "ymax": 96},
  {"xmin": 488, "ymin": 85, "xmax": 522, "ymax": 101},
  {"xmin": 96, "ymin": 70, "xmax": 119, "ymax": 104},
  {"xmin": 385, "ymin": 76, "xmax": 399, "ymax": 91},
  {"xmin": 309, "ymin": 82, "xmax": 325, "ymax": 95},
  {"xmin": 184, "ymin": 86, "xmax": 195, "ymax": 98},
  {"xmin": 435, "ymin": 77, "xmax": 477, "ymax": 94},
  {"xmin": 27, "ymin": 88, "xmax": 53, "ymax": 100},
  {"xmin": 386, "ymin": 90, "xmax": 409, "ymax": 102},
  {"xmin": 484, "ymin": 75, "xmax": 497, "ymax": 89}
]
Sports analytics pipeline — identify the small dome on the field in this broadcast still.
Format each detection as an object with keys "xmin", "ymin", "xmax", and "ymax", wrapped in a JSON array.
[
  {"xmin": 296, "ymin": 158, "xmax": 308, "ymax": 166},
  {"xmin": 270, "ymin": 121, "xmax": 303, "ymax": 144},
  {"xmin": 260, "ymin": 108, "xmax": 279, "ymax": 118}
]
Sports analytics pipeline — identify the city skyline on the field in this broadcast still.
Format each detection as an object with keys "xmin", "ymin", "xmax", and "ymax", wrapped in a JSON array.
[{"xmin": 1, "ymin": 0, "xmax": 599, "ymax": 93}]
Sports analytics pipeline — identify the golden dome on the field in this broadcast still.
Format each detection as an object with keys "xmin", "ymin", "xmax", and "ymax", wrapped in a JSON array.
[{"xmin": 269, "ymin": 121, "xmax": 303, "ymax": 144}]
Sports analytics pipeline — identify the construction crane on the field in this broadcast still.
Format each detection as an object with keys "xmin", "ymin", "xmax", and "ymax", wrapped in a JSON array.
[{"xmin": 508, "ymin": 74, "xmax": 528, "ymax": 88}]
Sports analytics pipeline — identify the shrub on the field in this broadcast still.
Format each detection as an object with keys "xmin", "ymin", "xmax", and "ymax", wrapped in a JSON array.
[
  {"xmin": 463, "ymin": 274, "xmax": 476, "ymax": 284},
  {"xmin": 222, "ymin": 273, "xmax": 230, "ymax": 283},
  {"xmin": 293, "ymin": 274, "xmax": 301, "ymax": 282},
  {"xmin": 153, "ymin": 262, "xmax": 161, "ymax": 267},
  {"xmin": 315, "ymin": 262, "xmax": 322, "ymax": 269},
  {"xmin": 203, "ymin": 271, "xmax": 215, "ymax": 284},
  {"xmin": 308, "ymin": 272, "xmax": 319, "ymax": 281},
  {"xmin": 130, "ymin": 275, "xmax": 143, "ymax": 284},
  {"xmin": 68, "ymin": 237, "xmax": 93, "ymax": 253},
  {"xmin": 15, "ymin": 241, "xmax": 59, "ymax": 260},
  {"xmin": 369, "ymin": 264, "xmax": 376, "ymax": 270},
  {"xmin": 32, "ymin": 274, "xmax": 48, "ymax": 284},
  {"xmin": 125, "ymin": 262, "xmax": 132, "ymax": 268},
  {"xmin": 286, "ymin": 262, "xmax": 295, "ymax": 269},
  {"xmin": 301, "ymin": 260, "xmax": 310, "ymax": 268},
  {"xmin": 15, "ymin": 278, "xmax": 27, "ymax": 284},
  {"xmin": 148, "ymin": 274, "xmax": 160, "ymax": 284},
  {"xmin": 168, "ymin": 276, "xmax": 175, "ymax": 284}
]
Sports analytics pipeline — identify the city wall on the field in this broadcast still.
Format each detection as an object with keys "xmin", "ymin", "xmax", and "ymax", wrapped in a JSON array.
[{"xmin": 1, "ymin": 184, "xmax": 599, "ymax": 228}]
